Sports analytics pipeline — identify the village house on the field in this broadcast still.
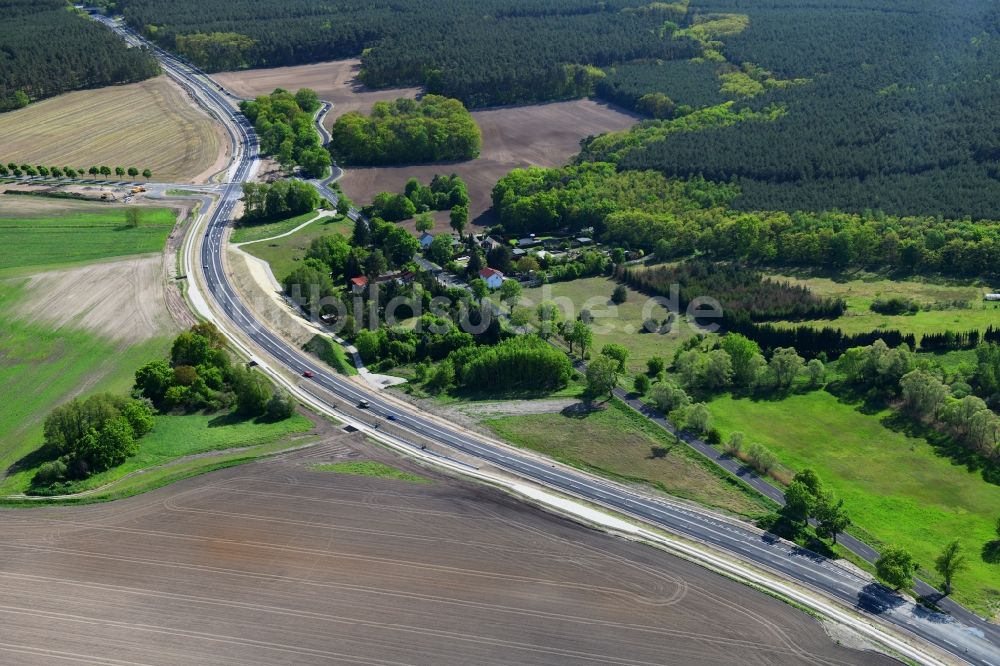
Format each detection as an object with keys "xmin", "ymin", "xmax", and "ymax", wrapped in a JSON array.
[{"xmin": 479, "ymin": 267, "xmax": 505, "ymax": 289}]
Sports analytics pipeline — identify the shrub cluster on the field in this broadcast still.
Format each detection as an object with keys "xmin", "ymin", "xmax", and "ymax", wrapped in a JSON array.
[{"xmin": 37, "ymin": 393, "xmax": 155, "ymax": 489}]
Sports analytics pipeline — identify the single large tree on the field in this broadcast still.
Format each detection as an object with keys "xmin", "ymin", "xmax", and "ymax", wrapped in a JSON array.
[
  {"xmin": 814, "ymin": 494, "xmax": 851, "ymax": 544},
  {"xmin": 792, "ymin": 469, "xmax": 823, "ymax": 497},
  {"xmin": 782, "ymin": 481, "xmax": 815, "ymax": 524},
  {"xmin": 568, "ymin": 320, "xmax": 592, "ymax": 357},
  {"xmin": 813, "ymin": 493, "xmax": 851, "ymax": 543},
  {"xmin": 685, "ymin": 403, "xmax": 711, "ymax": 435},
  {"xmin": 337, "ymin": 194, "xmax": 353, "ymax": 218},
  {"xmin": 586, "ymin": 356, "xmax": 619, "ymax": 400},
  {"xmin": 719, "ymin": 333, "xmax": 764, "ymax": 387},
  {"xmin": 769, "ymin": 347, "xmax": 804, "ymax": 390},
  {"xmin": 875, "ymin": 546, "xmax": 918, "ymax": 590},
  {"xmin": 415, "ymin": 212, "xmax": 434, "ymax": 233},
  {"xmin": 934, "ymin": 539, "xmax": 967, "ymax": 596},
  {"xmin": 450, "ymin": 204, "xmax": 468, "ymax": 237},
  {"xmin": 600, "ymin": 343, "xmax": 629, "ymax": 372},
  {"xmin": 498, "ymin": 278, "xmax": 522, "ymax": 312}
]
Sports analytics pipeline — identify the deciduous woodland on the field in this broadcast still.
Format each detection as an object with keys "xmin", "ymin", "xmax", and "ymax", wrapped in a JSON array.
[
  {"xmin": 0, "ymin": 0, "xmax": 159, "ymax": 111},
  {"xmin": 329, "ymin": 96, "xmax": 481, "ymax": 166}
]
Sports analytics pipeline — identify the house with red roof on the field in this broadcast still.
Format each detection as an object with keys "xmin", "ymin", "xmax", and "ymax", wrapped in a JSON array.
[{"xmin": 479, "ymin": 267, "xmax": 505, "ymax": 290}]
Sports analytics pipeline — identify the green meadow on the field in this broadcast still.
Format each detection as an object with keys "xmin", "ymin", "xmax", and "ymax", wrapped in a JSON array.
[{"xmin": 707, "ymin": 390, "xmax": 1000, "ymax": 615}]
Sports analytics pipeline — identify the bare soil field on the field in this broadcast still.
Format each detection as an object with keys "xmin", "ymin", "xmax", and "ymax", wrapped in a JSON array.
[
  {"xmin": 14, "ymin": 255, "xmax": 179, "ymax": 344},
  {"xmin": 214, "ymin": 59, "xmax": 421, "ymax": 125},
  {"xmin": 339, "ymin": 99, "xmax": 639, "ymax": 226},
  {"xmin": 0, "ymin": 438, "xmax": 893, "ymax": 666},
  {"xmin": 0, "ymin": 75, "xmax": 227, "ymax": 183}
]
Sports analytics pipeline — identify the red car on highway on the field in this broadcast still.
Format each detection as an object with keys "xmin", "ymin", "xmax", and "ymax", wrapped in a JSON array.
[{"xmin": 302, "ymin": 370, "xmax": 315, "ymax": 378}]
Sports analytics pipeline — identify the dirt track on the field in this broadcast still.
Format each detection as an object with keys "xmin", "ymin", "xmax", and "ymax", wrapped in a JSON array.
[{"xmin": 0, "ymin": 439, "xmax": 894, "ymax": 665}]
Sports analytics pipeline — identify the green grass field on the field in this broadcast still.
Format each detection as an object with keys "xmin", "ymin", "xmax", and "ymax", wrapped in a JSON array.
[
  {"xmin": 309, "ymin": 460, "xmax": 429, "ymax": 484},
  {"xmin": 520, "ymin": 276, "xmax": 703, "ymax": 375},
  {"xmin": 0, "ymin": 417, "xmax": 315, "ymax": 506},
  {"xmin": 486, "ymin": 398, "xmax": 773, "ymax": 517},
  {"xmin": 706, "ymin": 390, "xmax": 1000, "ymax": 615},
  {"xmin": 0, "ymin": 206, "xmax": 175, "ymax": 276},
  {"xmin": 0, "ymin": 312, "xmax": 171, "ymax": 493},
  {"xmin": 767, "ymin": 271, "xmax": 998, "ymax": 338},
  {"xmin": 230, "ymin": 210, "xmax": 325, "ymax": 244},
  {"xmin": 29, "ymin": 412, "xmax": 313, "ymax": 496},
  {"xmin": 0, "ymin": 198, "xmax": 315, "ymax": 502},
  {"xmin": 238, "ymin": 213, "xmax": 351, "ymax": 280},
  {"xmin": 0, "ymin": 238, "xmax": 174, "ymax": 491}
]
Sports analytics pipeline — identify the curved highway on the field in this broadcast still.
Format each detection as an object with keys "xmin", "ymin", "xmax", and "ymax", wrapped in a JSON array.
[{"xmin": 98, "ymin": 15, "xmax": 999, "ymax": 665}]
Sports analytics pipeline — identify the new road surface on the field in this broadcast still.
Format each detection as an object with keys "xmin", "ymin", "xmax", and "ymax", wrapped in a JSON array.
[{"xmin": 97, "ymin": 15, "xmax": 1000, "ymax": 665}]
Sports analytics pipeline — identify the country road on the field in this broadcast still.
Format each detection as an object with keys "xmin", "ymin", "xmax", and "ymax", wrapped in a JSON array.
[{"xmin": 94, "ymin": 14, "xmax": 1000, "ymax": 666}]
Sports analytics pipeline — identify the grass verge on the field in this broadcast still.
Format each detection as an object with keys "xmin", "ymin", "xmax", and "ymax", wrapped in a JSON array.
[
  {"xmin": 2, "ymin": 434, "xmax": 318, "ymax": 506},
  {"xmin": 309, "ymin": 460, "xmax": 429, "ymax": 484},
  {"xmin": 486, "ymin": 397, "xmax": 774, "ymax": 518},
  {"xmin": 230, "ymin": 210, "xmax": 323, "ymax": 244},
  {"xmin": 238, "ymin": 214, "xmax": 351, "ymax": 279},
  {"xmin": 303, "ymin": 334, "xmax": 357, "ymax": 375},
  {"xmin": 3, "ymin": 412, "xmax": 314, "ymax": 498}
]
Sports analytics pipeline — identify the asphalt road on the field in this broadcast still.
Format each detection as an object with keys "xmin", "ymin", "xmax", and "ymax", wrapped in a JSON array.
[{"xmin": 100, "ymin": 16, "xmax": 1000, "ymax": 665}]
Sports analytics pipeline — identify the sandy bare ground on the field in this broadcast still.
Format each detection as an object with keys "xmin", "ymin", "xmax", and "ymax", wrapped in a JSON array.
[
  {"xmin": 339, "ymin": 99, "xmax": 639, "ymax": 226},
  {"xmin": 0, "ymin": 195, "xmax": 113, "ymax": 217},
  {"xmin": 213, "ymin": 59, "xmax": 421, "ymax": 126},
  {"xmin": 13, "ymin": 255, "xmax": 180, "ymax": 344},
  {"xmin": 0, "ymin": 75, "xmax": 226, "ymax": 184},
  {"xmin": 0, "ymin": 439, "xmax": 895, "ymax": 666},
  {"xmin": 226, "ymin": 244, "xmax": 316, "ymax": 348}
]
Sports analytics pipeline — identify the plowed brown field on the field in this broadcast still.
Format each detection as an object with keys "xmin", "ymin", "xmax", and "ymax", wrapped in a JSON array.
[
  {"xmin": 0, "ymin": 437, "xmax": 894, "ymax": 665},
  {"xmin": 214, "ymin": 59, "xmax": 421, "ymax": 126},
  {"xmin": 340, "ymin": 99, "xmax": 639, "ymax": 225}
]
